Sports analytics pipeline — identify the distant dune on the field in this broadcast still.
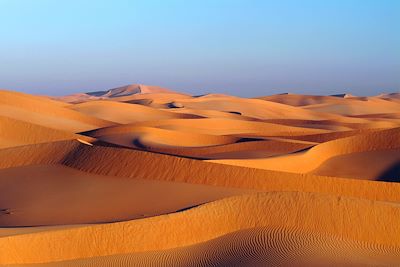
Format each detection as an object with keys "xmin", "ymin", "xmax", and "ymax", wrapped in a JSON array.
[{"xmin": 0, "ymin": 85, "xmax": 399, "ymax": 266}]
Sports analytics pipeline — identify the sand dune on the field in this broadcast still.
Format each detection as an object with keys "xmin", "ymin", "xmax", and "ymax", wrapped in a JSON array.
[
  {"xmin": 1, "ymin": 192, "xmax": 400, "ymax": 264},
  {"xmin": 131, "ymin": 139, "xmax": 315, "ymax": 159},
  {"xmin": 12, "ymin": 226, "xmax": 399, "ymax": 266},
  {"xmin": 123, "ymin": 117, "xmax": 330, "ymax": 136},
  {"xmin": 69, "ymin": 100, "xmax": 198, "ymax": 124},
  {"xmin": 1, "ymin": 86, "xmax": 400, "ymax": 266},
  {"xmin": 0, "ymin": 90, "xmax": 112, "ymax": 132},
  {"xmin": 56, "ymin": 84, "xmax": 186, "ymax": 103},
  {"xmin": 258, "ymin": 93, "xmax": 354, "ymax": 106},
  {"xmin": 212, "ymin": 127, "xmax": 400, "ymax": 174},
  {"xmin": 175, "ymin": 95, "xmax": 342, "ymax": 120},
  {"xmin": 2, "ymin": 139, "xmax": 400, "ymax": 203},
  {"xmin": 0, "ymin": 116, "xmax": 77, "ymax": 148},
  {"xmin": 0, "ymin": 164, "xmax": 251, "ymax": 226},
  {"xmin": 260, "ymin": 93, "xmax": 400, "ymax": 116},
  {"xmin": 310, "ymin": 149, "xmax": 400, "ymax": 181},
  {"xmin": 85, "ymin": 125, "xmax": 240, "ymax": 149}
]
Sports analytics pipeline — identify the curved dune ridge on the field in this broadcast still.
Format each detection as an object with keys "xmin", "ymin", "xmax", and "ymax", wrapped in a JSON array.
[
  {"xmin": 69, "ymin": 100, "xmax": 199, "ymax": 124},
  {"xmin": 9, "ymin": 227, "xmax": 400, "ymax": 267},
  {"xmin": 116, "ymin": 117, "xmax": 331, "ymax": 136},
  {"xmin": 1, "ymin": 86, "xmax": 400, "ymax": 266},
  {"xmin": 55, "ymin": 84, "xmax": 188, "ymax": 104},
  {"xmin": 1, "ymin": 192, "xmax": 400, "ymax": 265},
  {"xmin": 0, "ymin": 116, "xmax": 77, "ymax": 148},
  {"xmin": 2, "ymin": 140, "xmax": 400, "ymax": 203},
  {"xmin": 0, "ymin": 90, "xmax": 112, "ymax": 132},
  {"xmin": 260, "ymin": 93, "xmax": 400, "ymax": 116},
  {"xmin": 212, "ymin": 127, "xmax": 400, "ymax": 175},
  {"xmin": 86, "ymin": 125, "xmax": 240, "ymax": 148}
]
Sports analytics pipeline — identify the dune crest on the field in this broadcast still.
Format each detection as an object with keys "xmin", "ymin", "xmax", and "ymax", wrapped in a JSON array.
[{"xmin": 1, "ymin": 87, "xmax": 400, "ymax": 265}]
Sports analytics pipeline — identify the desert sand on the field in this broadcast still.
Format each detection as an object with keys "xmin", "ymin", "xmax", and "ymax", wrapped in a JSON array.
[{"xmin": 0, "ymin": 84, "xmax": 399, "ymax": 266}]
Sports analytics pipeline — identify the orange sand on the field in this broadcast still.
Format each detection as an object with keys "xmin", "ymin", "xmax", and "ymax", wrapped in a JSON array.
[{"xmin": 0, "ymin": 85, "xmax": 399, "ymax": 266}]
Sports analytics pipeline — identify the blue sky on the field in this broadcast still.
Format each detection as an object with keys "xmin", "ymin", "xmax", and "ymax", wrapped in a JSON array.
[{"xmin": 0, "ymin": 0, "xmax": 399, "ymax": 96}]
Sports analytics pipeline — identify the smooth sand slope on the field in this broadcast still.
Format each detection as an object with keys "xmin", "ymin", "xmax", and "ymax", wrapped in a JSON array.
[
  {"xmin": 0, "ymin": 86, "xmax": 400, "ymax": 266},
  {"xmin": 212, "ymin": 127, "xmax": 400, "ymax": 176},
  {"xmin": 69, "ymin": 100, "xmax": 198, "ymax": 124},
  {"xmin": 0, "ymin": 164, "xmax": 251, "ymax": 226},
  {"xmin": 11, "ymin": 227, "xmax": 399, "ymax": 266},
  {"xmin": 0, "ymin": 116, "xmax": 77, "ymax": 148},
  {"xmin": 2, "ymin": 192, "xmax": 400, "ymax": 265},
  {"xmin": 0, "ymin": 90, "xmax": 112, "ymax": 132},
  {"xmin": 260, "ymin": 93, "xmax": 400, "ymax": 115}
]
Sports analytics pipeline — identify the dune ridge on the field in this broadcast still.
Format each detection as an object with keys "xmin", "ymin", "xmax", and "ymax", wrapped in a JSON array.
[
  {"xmin": 1, "ymin": 192, "xmax": 400, "ymax": 264},
  {"xmin": 2, "ymin": 140, "xmax": 400, "ymax": 203},
  {"xmin": 212, "ymin": 127, "xmax": 400, "ymax": 174},
  {"xmin": 1, "ymin": 86, "xmax": 400, "ymax": 266},
  {"xmin": 8, "ymin": 226, "xmax": 400, "ymax": 266}
]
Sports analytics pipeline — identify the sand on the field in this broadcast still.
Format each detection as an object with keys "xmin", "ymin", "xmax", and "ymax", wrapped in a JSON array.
[{"xmin": 0, "ymin": 85, "xmax": 399, "ymax": 266}]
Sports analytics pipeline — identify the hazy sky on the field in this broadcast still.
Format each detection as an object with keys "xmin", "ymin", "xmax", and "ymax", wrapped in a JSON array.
[{"xmin": 0, "ymin": 0, "xmax": 399, "ymax": 96}]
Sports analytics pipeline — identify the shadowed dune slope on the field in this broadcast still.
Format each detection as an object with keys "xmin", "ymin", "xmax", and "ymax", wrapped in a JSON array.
[
  {"xmin": 310, "ymin": 149, "xmax": 400, "ymax": 181},
  {"xmin": 125, "ymin": 139, "xmax": 315, "ymax": 159},
  {"xmin": 174, "ymin": 96, "xmax": 345, "ymax": 120},
  {"xmin": 1, "ymin": 192, "xmax": 400, "ymax": 264},
  {"xmin": 0, "ymin": 164, "xmax": 251, "ymax": 226},
  {"xmin": 259, "ymin": 93, "xmax": 400, "ymax": 116},
  {"xmin": 303, "ymin": 98, "xmax": 400, "ymax": 116},
  {"xmin": 2, "ymin": 140, "xmax": 400, "ymax": 203},
  {"xmin": 2, "ymin": 88, "xmax": 400, "ymax": 266},
  {"xmin": 81, "ymin": 118, "xmax": 326, "ymax": 152},
  {"xmin": 69, "ymin": 101, "xmax": 199, "ymax": 124},
  {"xmin": 257, "ymin": 93, "xmax": 355, "ymax": 106},
  {"xmin": 119, "ymin": 118, "xmax": 330, "ymax": 136},
  {"xmin": 85, "ymin": 126, "xmax": 240, "ymax": 148},
  {"xmin": 10, "ymin": 226, "xmax": 400, "ymax": 267},
  {"xmin": 212, "ymin": 127, "xmax": 400, "ymax": 174}
]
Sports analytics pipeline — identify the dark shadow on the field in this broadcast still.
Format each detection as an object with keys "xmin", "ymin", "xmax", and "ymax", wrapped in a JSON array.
[
  {"xmin": 125, "ymin": 99, "xmax": 153, "ymax": 105},
  {"xmin": 174, "ymin": 203, "xmax": 205, "ymax": 213},
  {"xmin": 227, "ymin": 111, "xmax": 242, "ymax": 115},
  {"xmin": 376, "ymin": 160, "xmax": 400, "ymax": 183},
  {"xmin": 236, "ymin": 137, "xmax": 265, "ymax": 143},
  {"xmin": 167, "ymin": 102, "xmax": 184, "ymax": 108}
]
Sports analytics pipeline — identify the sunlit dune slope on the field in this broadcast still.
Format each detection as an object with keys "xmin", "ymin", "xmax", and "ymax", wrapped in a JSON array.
[
  {"xmin": 259, "ymin": 93, "xmax": 400, "ymax": 116},
  {"xmin": 82, "ymin": 121, "xmax": 317, "ymax": 158},
  {"xmin": 175, "ymin": 95, "xmax": 342, "ymax": 120},
  {"xmin": 1, "ymin": 192, "xmax": 400, "ymax": 264},
  {"xmin": 0, "ymin": 116, "xmax": 76, "ymax": 148},
  {"xmin": 2, "ymin": 140, "xmax": 400, "ymax": 202},
  {"xmin": 81, "ymin": 118, "xmax": 327, "ymax": 153},
  {"xmin": 212, "ymin": 127, "xmax": 400, "ymax": 175},
  {"xmin": 56, "ymin": 84, "xmax": 189, "ymax": 104},
  {"xmin": 0, "ymin": 90, "xmax": 112, "ymax": 132},
  {"xmin": 257, "ymin": 93, "xmax": 355, "ymax": 106},
  {"xmin": 1, "ymin": 87, "xmax": 400, "ymax": 266},
  {"xmin": 120, "ymin": 118, "xmax": 330, "ymax": 136},
  {"xmin": 69, "ymin": 100, "xmax": 199, "ymax": 124},
  {"xmin": 303, "ymin": 99, "xmax": 400, "ymax": 116},
  {"xmin": 86, "ymin": 125, "xmax": 240, "ymax": 148},
  {"xmin": 9, "ymin": 226, "xmax": 400, "ymax": 267}
]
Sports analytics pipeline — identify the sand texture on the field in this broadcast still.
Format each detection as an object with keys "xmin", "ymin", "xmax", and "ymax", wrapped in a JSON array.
[{"xmin": 0, "ymin": 85, "xmax": 399, "ymax": 266}]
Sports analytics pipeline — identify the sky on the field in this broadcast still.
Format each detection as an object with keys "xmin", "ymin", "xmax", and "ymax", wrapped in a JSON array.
[{"xmin": 0, "ymin": 0, "xmax": 399, "ymax": 96}]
